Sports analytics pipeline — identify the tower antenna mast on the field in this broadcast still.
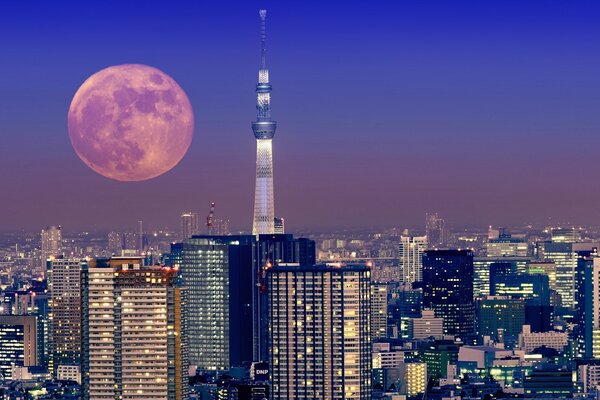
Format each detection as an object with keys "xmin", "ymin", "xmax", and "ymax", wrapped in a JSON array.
[{"xmin": 259, "ymin": 9, "xmax": 267, "ymax": 69}]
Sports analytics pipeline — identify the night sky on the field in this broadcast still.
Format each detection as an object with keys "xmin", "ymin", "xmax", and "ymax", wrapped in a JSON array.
[{"xmin": 2, "ymin": 0, "xmax": 600, "ymax": 232}]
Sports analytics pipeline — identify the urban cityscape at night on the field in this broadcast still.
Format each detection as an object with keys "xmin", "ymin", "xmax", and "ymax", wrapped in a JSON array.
[{"xmin": 3, "ymin": 1, "xmax": 600, "ymax": 399}]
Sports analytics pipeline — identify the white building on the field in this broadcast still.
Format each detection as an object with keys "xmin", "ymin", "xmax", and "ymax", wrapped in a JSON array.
[
  {"xmin": 518, "ymin": 325, "xmax": 569, "ymax": 353},
  {"xmin": 57, "ymin": 365, "xmax": 81, "ymax": 384},
  {"xmin": 398, "ymin": 236, "xmax": 427, "ymax": 284}
]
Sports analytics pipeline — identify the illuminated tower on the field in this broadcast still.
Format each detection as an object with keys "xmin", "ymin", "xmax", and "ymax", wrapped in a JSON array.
[{"xmin": 252, "ymin": 9, "xmax": 277, "ymax": 235}]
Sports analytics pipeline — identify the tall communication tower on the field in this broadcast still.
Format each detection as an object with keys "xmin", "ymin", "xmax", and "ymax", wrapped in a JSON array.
[{"xmin": 252, "ymin": 9, "xmax": 277, "ymax": 235}]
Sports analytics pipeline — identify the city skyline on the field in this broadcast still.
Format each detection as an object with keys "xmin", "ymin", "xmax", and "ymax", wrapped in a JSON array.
[{"xmin": 2, "ymin": 1, "xmax": 600, "ymax": 231}]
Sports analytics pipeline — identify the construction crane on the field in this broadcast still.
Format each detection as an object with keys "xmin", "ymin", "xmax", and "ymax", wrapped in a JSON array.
[{"xmin": 206, "ymin": 202, "xmax": 216, "ymax": 235}]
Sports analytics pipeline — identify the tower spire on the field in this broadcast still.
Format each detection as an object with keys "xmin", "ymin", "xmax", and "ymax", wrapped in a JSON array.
[{"xmin": 259, "ymin": 9, "xmax": 267, "ymax": 69}]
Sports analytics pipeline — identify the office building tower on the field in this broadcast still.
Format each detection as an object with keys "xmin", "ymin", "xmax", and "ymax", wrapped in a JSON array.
[
  {"xmin": 423, "ymin": 250, "xmax": 475, "ymax": 337},
  {"xmin": 411, "ymin": 309, "xmax": 443, "ymax": 340},
  {"xmin": 398, "ymin": 235, "xmax": 427, "ymax": 284},
  {"xmin": 181, "ymin": 211, "xmax": 200, "ymax": 240},
  {"xmin": 371, "ymin": 283, "xmax": 388, "ymax": 340},
  {"xmin": 47, "ymin": 257, "xmax": 84, "ymax": 375},
  {"xmin": 41, "ymin": 225, "xmax": 62, "ymax": 263},
  {"xmin": 575, "ymin": 253, "xmax": 600, "ymax": 359},
  {"xmin": 170, "ymin": 238, "xmax": 230, "ymax": 371},
  {"xmin": 107, "ymin": 231, "xmax": 123, "ymax": 255},
  {"xmin": 473, "ymin": 256, "xmax": 531, "ymax": 298},
  {"xmin": 123, "ymin": 232, "xmax": 140, "ymax": 252},
  {"xmin": 476, "ymin": 296, "xmax": 525, "ymax": 348},
  {"xmin": 425, "ymin": 213, "xmax": 445, "ymax": 247},
  {"xmin": 0, "ymin": 315, "xmax": 37, "ymax": 380},
  {"xmin": 268, "ymin": 264, "xmax": 371, "ymax": 400},
  {"xmin": 539, "ymin": 241, "xmax": 576, "ymax": 309},
  {"xmin": 254, "ymin": 234, "xmax": 316, "ymax": 362},
  {"xmin": 82, "ymin": 257, "xmax": 188, "ymax": 400},
  {"xmin": 551, "ymin": 227, "xmax": 581, "ymax": 243},
  {"xmin": 486, "ymin": 229, "xmax": 528, "ymax": 257},
  {"xmin": 171, "ymin": 235, "xmax": 255, "ymax": 371},
  {"xmin": 252, "ymin": 10, "xmax": 277, "ymax": 235}
]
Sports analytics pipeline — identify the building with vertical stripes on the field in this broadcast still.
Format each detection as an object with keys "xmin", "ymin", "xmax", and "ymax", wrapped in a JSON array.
[{"xmin": 268, "ymin": 264, "xmax": 371, "ymax": 400}]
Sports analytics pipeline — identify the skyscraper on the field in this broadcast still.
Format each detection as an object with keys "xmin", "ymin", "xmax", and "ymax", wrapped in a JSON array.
[
  {"xmin": 170, "ymin": 238, "xmax": 230, "ymax": 371},
  {"xmin": 170, "ymin": 235, "xmax": 256, "ymax": 371},
  {"xmin": 398, "ymin": 235, "xmax": 427, "ymax": 284},
  {"xmin": 47, "ymin": 257, "xmax": 85, "ymax": 376},
  {"xmin": 252, "ymin": 9, "xmax": 277, "ymax": 235},
  {"xmin": 253, "ymin": 234, "xmax": 316, "ymax": 362},
  {"xmin": 422, "ymin": 250, "xmax": 475, "ymax": 337},
  {"xmin": 425, "ymin": 213, "xmax": 445, "ymax": 247},
  {"xmin": 371, "ymin": 283, "xmax": 388, "ymax": 340},
  {"xmin": 268, "ymin": 264, "xmax": 372, "ymax": 400},
  {"xmin": 41, "ymin": 225, "xmax": 62, "ymax": 263},
  {"xmin": 82, "ymin": 257, "xmax": 188, "ymax": 400},
  {"xmin": 180, "ymin": 211, "xmax": 200, "ymax": 240},
  {"xmin": 575, "ymin": 252, "xmax": 600, "ymax": 359}
]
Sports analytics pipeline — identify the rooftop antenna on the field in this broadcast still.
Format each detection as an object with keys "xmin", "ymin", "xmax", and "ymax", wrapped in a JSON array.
[{"xmin": 259, "ymin": 9, "xmax": 267, "ymax": 69}]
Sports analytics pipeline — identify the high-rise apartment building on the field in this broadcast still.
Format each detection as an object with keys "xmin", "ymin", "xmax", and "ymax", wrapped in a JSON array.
[
  {"xmin": 41, "ymin": 225, "xmax": 62, "ymax": 263},
  {"xmin": 254, "ymin": 234, "xmax": 316, "ymax": 362},
  {"xmin": 47, "ymin": 257, "xmax": 84, "ymax": 375},
  {"xmin": 180, "ymin": 211, "xmax": 200, "ymax": 240},
  {"xmin": 423, "ymin": 250, "xmax": 475, "ymax": 337},
  {"xmin": 107, "ymin": 232, "xmax": 123, "ymax": 255},
  {"xmin": 268, "ymin": 264, "xmax": 371, "ymax": 400},
  {"xmin": 82, "ymin": 257, "xmax": 188, "ymax": 400},
  {"xmin": 0, "ymin": 315, "xmax": 37, "ymax": 380},
  {"xmin": 371, "ymin": 283, "xmax": 388, "ymax": 340},
  {"xmin": 425, "ymin": 213, "xmax": 445, "ymax": 247},
  {"xmin": 398, "ymin": 235, "xmax": 427, "ymax": 284}
]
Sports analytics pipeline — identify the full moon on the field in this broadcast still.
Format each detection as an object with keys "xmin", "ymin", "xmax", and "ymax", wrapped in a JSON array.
[{"xmin": 68, "ymin": 64, "xmax": 194, "ymax": 181}]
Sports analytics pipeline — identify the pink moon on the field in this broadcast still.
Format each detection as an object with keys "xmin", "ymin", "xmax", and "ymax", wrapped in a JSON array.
[{"xmin": 68, "ymin": 64, "xmax": 194, "ymax": 182}]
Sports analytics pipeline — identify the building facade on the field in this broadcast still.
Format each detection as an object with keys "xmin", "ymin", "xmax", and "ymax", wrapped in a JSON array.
[
  {"xmin": 268, "ymin": 264, "xmax": 372, "ymax": 400},
  {"xmin": 398, "ymin": 235, "xmax": 427, "ymax": 284},
  {"xmin": 47, "ymin": 257, "xmax": 84, "ymax": 375},
  {"xmin": 82, "ymin": 257, "xmax": 188, "ymax": 400},
  {"xmin": 423, "ymin": 250, "xmax": 475, "ymax": 337}
]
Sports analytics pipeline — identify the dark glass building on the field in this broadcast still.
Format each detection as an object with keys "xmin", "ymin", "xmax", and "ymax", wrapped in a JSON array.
[{"xmin": 422, "ymin": 250, "xmax": 475, "ymax": 337}]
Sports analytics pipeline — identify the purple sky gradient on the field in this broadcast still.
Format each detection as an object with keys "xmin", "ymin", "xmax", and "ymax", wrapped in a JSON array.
[{"xmin": 1, "ymin": 1, "xmax": 600, "ymax": 232}]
